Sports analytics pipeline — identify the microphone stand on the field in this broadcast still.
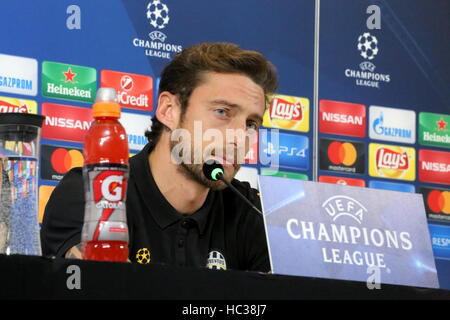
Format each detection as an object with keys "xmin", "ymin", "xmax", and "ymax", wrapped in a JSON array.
[{"xmin": 216, "ymin": 174, "xmax": 263, "ymax": 215}]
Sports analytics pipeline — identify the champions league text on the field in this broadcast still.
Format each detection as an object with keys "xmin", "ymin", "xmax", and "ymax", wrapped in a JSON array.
[{"xmin": 287, "ymin": 219, "xmax": 413, "ymax": 269}]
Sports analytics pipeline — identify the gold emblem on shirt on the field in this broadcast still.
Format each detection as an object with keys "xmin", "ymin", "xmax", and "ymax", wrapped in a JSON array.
[{"xmin": 136, "ymin": 248, "xmax": 151, "ymax": 264}]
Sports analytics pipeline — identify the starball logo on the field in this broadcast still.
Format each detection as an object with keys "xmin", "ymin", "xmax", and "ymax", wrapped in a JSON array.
[
  {"xmin": 132, "ymin": 0, "xmax": 183, "ymax": 59},
  {"xmin": 146, "ymin": 0, "xmax": 169, "ymax": 29}
]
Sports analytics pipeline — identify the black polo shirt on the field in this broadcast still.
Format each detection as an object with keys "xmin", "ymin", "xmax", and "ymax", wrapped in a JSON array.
[{"xmin": 41, "ymin": 143, "xmax": 270, "ymax": 272}]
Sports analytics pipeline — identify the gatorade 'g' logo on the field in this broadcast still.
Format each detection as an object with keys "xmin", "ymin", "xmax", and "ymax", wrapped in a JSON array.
[{"xmin": 93, "ymin": 170, "xmax": 127, "ymax": 203}]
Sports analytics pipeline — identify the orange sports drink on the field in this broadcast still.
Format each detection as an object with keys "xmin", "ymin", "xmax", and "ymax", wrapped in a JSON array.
[{"xmin": 81, "ymin": 88, "xmax": 129, "ymax": 262}]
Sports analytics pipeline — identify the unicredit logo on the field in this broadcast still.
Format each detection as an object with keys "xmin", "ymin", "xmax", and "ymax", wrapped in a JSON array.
[
  {"xmin": 376, "ymin": 147, "xmax": 409, "ymax": 170},
  {"xmin": 269, "ymin": 97, "xmax": 302, "ymax": 121},
  {"xmin": 117, "ymin": 90, "xmax": 149, "ymax": 107},
  {"xmin": 327, "ymin": 141, "xmax": 357, "ymax": 166},
  {"xmin": 101, "ymin": 70, "xmax": 153, "ymax": 111}
]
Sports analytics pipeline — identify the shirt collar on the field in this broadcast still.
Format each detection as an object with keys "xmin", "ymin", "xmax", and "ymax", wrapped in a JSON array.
[{"xmin": 130, "ymin": 143, "xmax": 214, "ymax": 235}]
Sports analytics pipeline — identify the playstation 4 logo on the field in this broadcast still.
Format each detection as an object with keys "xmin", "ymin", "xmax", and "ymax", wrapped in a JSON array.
[{"xmin": 264, "ymin": 142, "xmax": 306, "ymax": 157}]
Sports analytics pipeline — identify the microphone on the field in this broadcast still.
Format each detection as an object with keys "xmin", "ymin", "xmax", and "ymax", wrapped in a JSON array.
[{"xmin": 202, "ymin": 160, "xmax": 262, "ymax": 215}]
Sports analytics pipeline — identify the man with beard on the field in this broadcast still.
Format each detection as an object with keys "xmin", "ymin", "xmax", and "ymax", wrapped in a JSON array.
[{"xmin": 41, "ymin": 42, "xmax": 278, "ymax": 272}]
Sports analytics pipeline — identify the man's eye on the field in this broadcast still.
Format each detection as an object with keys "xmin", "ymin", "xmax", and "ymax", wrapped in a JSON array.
[
  {"xmin": 246, "ymin": 121, "xmax": 258, "ymax": 130},
  {"xmin": 214, "ymin": 109, "xmax": 228, "ymax": 117}
]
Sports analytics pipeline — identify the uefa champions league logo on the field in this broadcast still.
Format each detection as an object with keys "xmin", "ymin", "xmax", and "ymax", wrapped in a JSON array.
[
  {"xmin": 357, "ymin": 32, "xmax": 379, "ymax": 60},
  {"xmin": 133, "ymin": 0, "xmax": 181, "ymax": 59},
  {"xmin": 146, "ymin": 0, "xmax": 170, "ymax": 29},
  {"xmin": 345, "ymin": 31, "xmax": 390, "ymax": 88}
]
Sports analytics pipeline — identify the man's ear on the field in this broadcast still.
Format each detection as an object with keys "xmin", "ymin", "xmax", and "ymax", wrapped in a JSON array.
[{"xmin": 155, "ymin": 91, "xmax": 181, "ymax": 131}]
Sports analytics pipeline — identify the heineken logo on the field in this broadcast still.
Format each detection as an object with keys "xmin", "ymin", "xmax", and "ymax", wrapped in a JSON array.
[
  {"xmin": 42, "ymin": 61, "xmax": 97, "ymax": 103},
  {"xmin": 419, "ymin": 112, "xmax": 450, "ymax": 149}
]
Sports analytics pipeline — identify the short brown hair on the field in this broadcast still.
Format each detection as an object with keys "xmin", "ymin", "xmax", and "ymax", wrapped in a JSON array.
[{"xmin": 145, "ymin": 42, "xmax": 278, "ymax": 147}]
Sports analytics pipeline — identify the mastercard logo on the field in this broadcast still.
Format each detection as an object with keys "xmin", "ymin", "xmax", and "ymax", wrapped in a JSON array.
[
  {"xmin": 327, "ymin": 141, "xmax": 357, "ymax": 166},
  {"xmin": 427, "ymin": 190, "xmax": 450, "ymax": 214},
  {"xmin": 50, "ymin": 148, "xmax": 84, "ymax": 174}
]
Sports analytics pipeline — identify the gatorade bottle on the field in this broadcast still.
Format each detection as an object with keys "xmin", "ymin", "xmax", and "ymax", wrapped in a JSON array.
[{"xmin": 81, "ymin": 88, "xmax": 129, "ymax": 262}]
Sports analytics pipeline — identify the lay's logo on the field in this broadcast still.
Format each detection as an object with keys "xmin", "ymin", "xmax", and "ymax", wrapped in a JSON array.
[
  {"xmin": 0, "ymin": 96, "xmax": 37, "ymax": 114},
  {"xmin": 263, "ymin": 94, "xmax": 309, "ymax": 132},
  {"xmin": 270, "ymin": 97, "xmax": 302, "ymax": 121},
  {"xmin": 376, "ymin": 147, "xmax": 409, "ymax": 170},
  {"xmin": 369, "ymin": 143, "xmax": 415, "ymax": 181}
]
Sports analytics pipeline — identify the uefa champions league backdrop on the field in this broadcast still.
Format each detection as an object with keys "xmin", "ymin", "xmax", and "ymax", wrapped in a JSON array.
[{"xmin": 0, "ymin": 0, "xmax": 449, "ymax": 288}]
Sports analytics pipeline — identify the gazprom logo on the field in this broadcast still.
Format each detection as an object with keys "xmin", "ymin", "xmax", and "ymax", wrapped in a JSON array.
[
  {"xmin": 372, "ymin": 113, "xmax": 412, "ymax": 139},
  {"xmin": 322, "ymin": 195, "xmax": 368, "ymax": 224},
  {"xmin": 369, "ymin": 106, "xmax": 416, "ymax": 144},
  {"xmin": 0, "ymin": 54, "xmax": 37, "ymax": 96},
  {"xmin": 372, "ymin": 112, "xmax": 412, "ymax": 139},
  {"xmin": 148, "ymin": 31, "xmax": 167, "ymax": 42}
]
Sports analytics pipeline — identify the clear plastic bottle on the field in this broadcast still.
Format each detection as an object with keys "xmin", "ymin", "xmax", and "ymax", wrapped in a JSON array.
[{"xmin": 81, "ymin": 88, "xmax": 129, "ymax": 262}]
